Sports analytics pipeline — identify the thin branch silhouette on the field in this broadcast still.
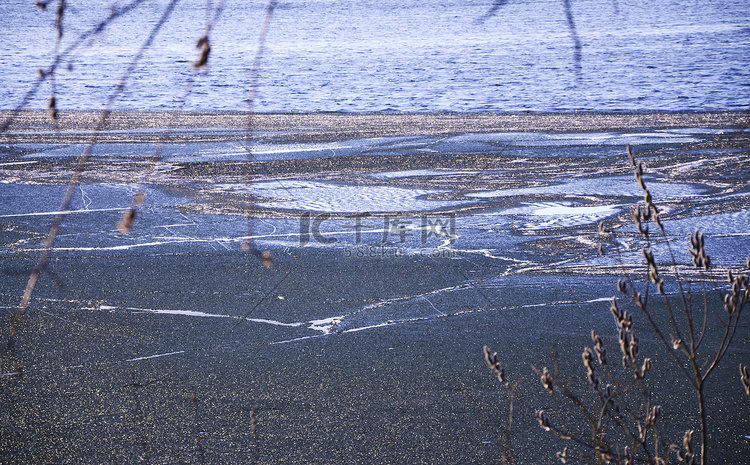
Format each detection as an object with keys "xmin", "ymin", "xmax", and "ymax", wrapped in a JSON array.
[
  {"xmin": 242, "ymin": 0, "xmax": 277, "ymax": 267},
  {"xmin": 0, "ymin": 0, "xmax": 149, "ymax": 133},
  {"xmin": 476, "ymin": 0, "xmax": 509, "ymax": 24},
  {"xmin": 0, "ymin": 0, "xmax": 182, "ymax": 377},
  {"xmin": 561, "ymin": 0, "xmax": 582, "ymax": 79}
]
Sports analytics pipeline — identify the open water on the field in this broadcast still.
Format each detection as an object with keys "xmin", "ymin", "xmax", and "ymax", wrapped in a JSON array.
[{"xmin": 1, "ymin": 0, "xmax": 749, "ymax": 112}]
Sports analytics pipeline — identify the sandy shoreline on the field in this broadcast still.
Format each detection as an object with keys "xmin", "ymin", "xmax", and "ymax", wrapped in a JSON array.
[{"xmin": 1, "ymin": 109, "xmax": 749, "ymax": 143}]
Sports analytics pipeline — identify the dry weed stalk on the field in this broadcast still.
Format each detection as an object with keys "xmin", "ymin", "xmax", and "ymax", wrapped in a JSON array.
[
  {"xmin": 620, "ymin": 145, "xmax": 748, "ymax": 464},
  {"xmin": 484, "ymin": 146, "xmax": 748, "ymax": 464},
  {"xmin": 251, "ymin": 405, "xmax": 260, "ymax": 463},
  {"xmin": 191, "ymin": 383, "xmax": 207, "ymax": 465},
  {"xmin": 126, "ymin": 372, "xmax": 164, "ymax": 465},
  {"xmin": 483, "ymin": 345, "xmax": 519, "ymax": 463}
]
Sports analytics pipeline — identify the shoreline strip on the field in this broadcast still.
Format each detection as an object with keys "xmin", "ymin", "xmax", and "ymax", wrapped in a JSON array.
[{"xmin": 1, "ymin": 110, "xmax": 748, "ymax": 144}]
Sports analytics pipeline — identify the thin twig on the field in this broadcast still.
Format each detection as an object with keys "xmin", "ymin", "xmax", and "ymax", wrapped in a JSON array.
[
  {"xmin": 0, "ymin": 0, "xmax": 182, "ymax": 376},
  {"xmin": 242, "ymin": 0, "xmax": 277, "ymax": 263}
]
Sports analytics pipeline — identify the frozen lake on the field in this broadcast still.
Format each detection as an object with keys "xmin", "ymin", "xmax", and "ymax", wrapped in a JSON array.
[{"xmin": 1, "ymin": 113, "xmax": 749, "ymax": 463}]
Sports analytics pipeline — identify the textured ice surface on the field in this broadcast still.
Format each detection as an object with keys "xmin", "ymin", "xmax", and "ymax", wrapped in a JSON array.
[
  {"xmin": 468, "ymin": 175, "xmax": 707, "ymax": 200},
  {"xmin": 222, "ymin": 180, "xmax": 475, "ymax": 213}
]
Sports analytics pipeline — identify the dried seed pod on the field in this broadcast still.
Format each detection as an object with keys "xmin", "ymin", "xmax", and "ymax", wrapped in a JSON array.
[
  {"xmin": 724, "ymin": 293, "xmax": 735, "ymax": 315},
  {"xmin": 683, "ymin": 430, "xmax": 694, "ymax": 454},
  {"xmin": 627, "ymin": 145, "xmax": 636, "ymax": 166},
  {"xmin": 641, "ymin": 358, "xmax": 652, "ymax": 378},
  {"xmin": 645, "ymin": 405, "xmax": 662, "ymax": 427},
  {"xmin": 556, "ymin": 447, "xmax": 570, "ymax": 464},
  {"xmin": 636, "ymin": 358, "xmax": 652, "ymax": 379},
  {"xmin": 619, "ymin": 329, "xmax": 630, "ymax": 357},
  {"xmin": 535, "ymin": 410, "xmax": 551, "ymax": 431},
  {"xmin": 689, "ymin": 230, "xmax": 711, "ymax": 269},
  {"xmin": 622, "ymin": 309, "xmax": 633, "ymax": 330},
  {"xmin": 677, "ymin": 450, "xmax": 695, "ymax": 465},
  {"xmin": 632, "ymin": 204, "xmax": 642, "ymax": 223},
  {"xmin": 611, "ymin": 299, "xmax": 633, "ymax": 330},
  {"xmin": 657, "ymin": 278, "xmax": 665, "ymax": 295},
  {"xmin": 645, "ymin": 411, "xmax": 655, "ymax": 427},
  {"xmin": 483, "ymin": 345, "xmax": 504, "ymax": 382},
  {"xmin": 741, "ymin": 364, "xmax": 750, "ymax": 396},
  {"xmin": 48, "ymin": 96, "xmax": 58, "ymax": 121},
  {"xmin": 643, "ymin": 247, "xmax": 654, "ymax": 264},
  {"xmin": 582, "ymin": 347, "xmax": 594, "ymax": 371},
  {"xmin": 635, "ymin": 161, "xmax": 644, "ymax": 181},
  {"xmin": 629, "ymin": 333, "xmax": 639, "ymax": 359},
  {"xmin": 117, "ymin": 193, "xmax": 146, "ymax": 234},
  {"xmin": 483, "ymin": 345, "xmax": 499, "ymax": 369},
  {"xmin": 117, "ymin": 208, "xmax": 137, "ymax": 234},
  {"xmin": 192, "ymin": 34, "xmax": 211, "ymax": 69},
  {"xmin": 582, "ymin": 348, "xmax": 599, "ymax": 388},
  {"xmin": 259, "ymin": 250, "xmax": 273, "ymax": 268},
  {"xmin": 632, "ymin": 205, "xmax": 650, "ymax": 238},
  {"xmin": 610, "ymin": 298, "xmax": 621, "ymax": 320},
  {"xmin": 635, "ymin": 292, "xmax": 645, "ymax": 310},
  {"xmin": 592, "ymin": 330, "xmax": 607, "ymax": 365},
  {"xmin": 597, "ymin": 447, "xmax": 614, "ymax": 464},
  {"xmin": 541, "ymin": 367, "xmax": 553, "ymax": 393},
  {"xmin": 591, "ymin": 330, "xmax": 602, "ymax": 346},
  {"xmin": 243, "ymin": 245, "xmax": 273, "ymax": 268},
  {"xmin": 642, "ymin": 203, "xmax": 652, "ymax": 221},
  {"xmin": 587, "ymin": 368, "xmax": 599, "ymax": 389}
]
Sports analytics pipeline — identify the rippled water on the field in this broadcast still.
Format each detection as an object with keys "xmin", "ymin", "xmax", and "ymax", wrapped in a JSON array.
[{"xmin": 1, "ymin": 0, "xmax": 749, "ymax": 112}]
